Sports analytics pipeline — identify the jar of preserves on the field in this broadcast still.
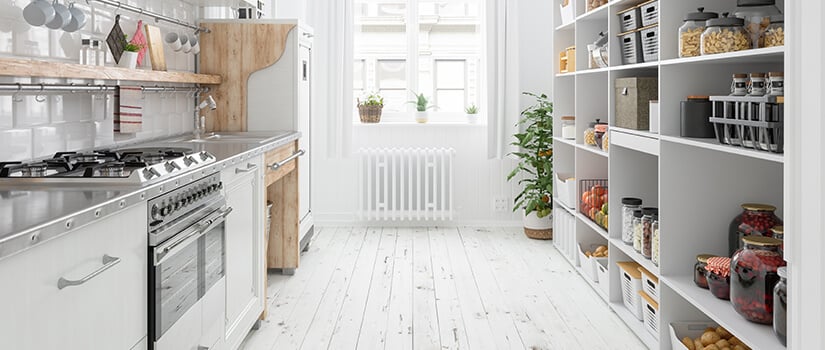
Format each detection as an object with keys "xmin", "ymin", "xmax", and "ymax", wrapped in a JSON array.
[
  {"xmin": 642, "ymin": 209, "xmax": 658, "ymax": 259},
  {"xmin": 694, "ymin": 254, "xmax": 714, "ymax": 289},
  {"xmin": 651, "ymin": 218, "xmax": 660, "ymax": 266},
  {"xmin": 773, "ymin": 266, "xmax": 787, "ymax": 346},
  {"xmin": 706, "ymin": 256, "xmax": 731, "ymax": 300},
  {"xmin": 731, "ymin": 236, "xmax": 786, "ymax": 324},
  {"xmin": 622, "ymin": 198, "xmax": 643, "ymax": 245},
  {"xmin": 679, "ymin": 7, "xmax": 718, "ymax": 58},
  {"xmin": 764, "ymin": 15, "xmax": 784, "ymax": 47},
  {"xmin": 770, "ymin": 225, "xmax": 784, "ymax": 256},
  {"xmin": 633, "ymin": 210, "xmax": 644, "ymax": 253},
  {"xmin": 584, "ymin": 120, "xmax": 597, "ymax": 146},
  {"xmin": 729, "ymin": 203, "xmax": 782, "ymax": 256},
  {"xmin": 595, "ymin": 120, "xmax": 608, "ymax": 150},
  {"xmin": 561, "ymin": 116, "xmax": 576, "ymax": 140},
  {"xmin": 701, "ymin": 13, "xmax": 750, "ymax": 55}
]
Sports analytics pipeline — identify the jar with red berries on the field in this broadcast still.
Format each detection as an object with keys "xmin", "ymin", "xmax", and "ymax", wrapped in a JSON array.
[
  {"xmin": 731, "ymin": 236, "xmax": 786, "ymax": 324},
  {"xmin": 705, "ymin": 256, "xmax": 731, "ymax": 300},
  {"xmin": 728, "ymin": 203, "xmax": 782, "ymax": 256},
  {"xmin": 770, "ymin": 225, "xmax": 784, "ymax": 257}
]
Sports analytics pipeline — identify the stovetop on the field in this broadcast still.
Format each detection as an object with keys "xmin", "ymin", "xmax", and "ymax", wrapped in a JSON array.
[{"xmin": 0, "ymin": 147, "xmax": 216, "ymax": 184}]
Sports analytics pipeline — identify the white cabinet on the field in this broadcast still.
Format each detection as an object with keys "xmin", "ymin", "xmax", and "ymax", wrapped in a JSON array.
[
  {"xmin": 0, "ymin": 204, "xmax": 147, "ymax": 350},
  {"xmin": 222, "ymin": 156, "xmax": 265, "ymax": 350}
]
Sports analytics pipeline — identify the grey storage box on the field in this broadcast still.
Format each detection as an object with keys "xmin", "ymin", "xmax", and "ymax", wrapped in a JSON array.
[
  {"xmin": 639, "ymin": 0, "xmax": 659, "ymax": 27},
  {"xmin": 615, "ymin": 77, "xmax": 658, "ymax": 130},
  {"xmin": 618, "ymin": 6, "xmax": 641, "ymax": 33},
  {"xmin": 618, "ymin": 29, "xmax": 644, "ymax": 65},
  {"xmin": 640, "ymin": 24, "xmax": 659, "ymax": 62}
]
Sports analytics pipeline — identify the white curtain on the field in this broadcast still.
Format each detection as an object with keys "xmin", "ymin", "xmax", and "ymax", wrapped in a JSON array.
[
  {"xmin": 307, "ymin": 0, "xmax": 354, "ymax": 158},
  {"xmin": 484, "ymin": 0, "xmax": 521, "ymax": 159}
]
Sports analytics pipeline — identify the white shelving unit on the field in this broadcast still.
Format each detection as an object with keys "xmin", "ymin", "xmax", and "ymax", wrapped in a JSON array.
[{"xmin": 551, "ymin": 0, "xmax": 786, "ymax": 349}]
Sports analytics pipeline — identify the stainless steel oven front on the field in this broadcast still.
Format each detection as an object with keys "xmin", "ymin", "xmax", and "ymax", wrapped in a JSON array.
[{"xmin": 148, "ymin": 173, "xmax": 231, "ymax": 350}]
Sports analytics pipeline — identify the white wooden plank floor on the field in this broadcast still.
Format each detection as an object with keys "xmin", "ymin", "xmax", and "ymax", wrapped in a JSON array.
[{"xmin": 240, "ymin": 227, "xmax": 647, "ymax": 350}]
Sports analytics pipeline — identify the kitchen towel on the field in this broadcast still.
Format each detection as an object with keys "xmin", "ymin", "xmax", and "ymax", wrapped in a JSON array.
[
  {"xmin": 131, "ymin": 20, "xmax": 148, "ymax": 66},
  {"xmin": 114, "ymin": 86, "xmax": 143, "ymax": 133}
]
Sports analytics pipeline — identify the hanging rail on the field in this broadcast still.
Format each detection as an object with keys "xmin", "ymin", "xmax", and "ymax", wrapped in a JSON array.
[
  {"xmin": 0, "ymin": 83, "xmax": 209, "ymax": 94},
  {"xmin": 87, "ymin": 0, "xmax": 210, "ymax": 34}
]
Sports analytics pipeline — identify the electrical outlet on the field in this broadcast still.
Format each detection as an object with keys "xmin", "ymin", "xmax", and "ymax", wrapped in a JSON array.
[{"xmin": 494, "ymin": 198, "xmax": 509, "ymax": 212}]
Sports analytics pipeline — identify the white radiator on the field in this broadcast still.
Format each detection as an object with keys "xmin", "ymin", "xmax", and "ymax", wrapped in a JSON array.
[{"xmin": 359, "ymin": 147, "xmax": 456, "ymax": 221}]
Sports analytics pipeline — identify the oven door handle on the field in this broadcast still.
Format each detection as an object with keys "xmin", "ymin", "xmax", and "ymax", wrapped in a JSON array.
[{"xmin": 155, "ymin": 207, "xmax": 233, "ymax": 264}]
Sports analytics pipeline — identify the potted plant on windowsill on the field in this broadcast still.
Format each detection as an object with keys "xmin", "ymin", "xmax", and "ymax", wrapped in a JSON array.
[
  {"xmin": 409, "ymin": 91, "xmax": 435, "ymax": 123},
  {"xmin": 357, "ymin": 92, "xmax": 384, "ymax": 123},
  {"xmin": 507, "ymin": 92, "xmax": 554, "ymax": 240},
  {"xmin": 465, "ymin": 104, "xmax": 479, "ymax": 124},
  {"xmin": 118, "ymin": 35, "xmax": 143, "ymax": 70}
]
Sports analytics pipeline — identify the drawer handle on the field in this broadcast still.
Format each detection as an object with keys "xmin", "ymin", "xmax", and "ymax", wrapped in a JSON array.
[
  {"xmin": 268, "ymin": 149, "xmax": 305, "ymax": 171},
  {"xmin": 57, "ymin": 255, "xmax": 121, "ymax": 290},
  {"xmin": 235, "ymin": 163, "xmax": 258, "ymax": 174}
]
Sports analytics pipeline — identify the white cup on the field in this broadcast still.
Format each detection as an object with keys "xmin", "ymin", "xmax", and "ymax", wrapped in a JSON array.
[
  {"xmin": 62, "ymin": 2, "xmax": 86, "ymax": 32},
  {"xmin": 179, "ymin": 34, "xmax": 191, "ymax": 53},
  {"xmin": 164, "ymin": 32, "xmax": 182, "ymax": 51},
  {"xmin": 45, "ymin": 0, "xmax": 71, "ymax": 30},
  {"xmin": 23, "ymin": 0, "xmax": 55, "ymax": 26},
  {"xmin": 188, "ymin": 34, "xmax": 199, "ymax": 55}
]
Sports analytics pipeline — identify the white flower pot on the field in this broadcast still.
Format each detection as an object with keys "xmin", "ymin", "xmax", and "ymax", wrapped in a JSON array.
[
  {"xmin": 118, "ymin": 51, "xmax": 138, "ymax": 69},
  {"xmin": 523, "ymin": 211, "xmax": 553, "ymax": 240},
  {"xmin": 415, "ymin": 111, "xmax": 429, "ymax": 123},
  {"xmin": 466, "ymin": 114, "xmax": 479, "ymax": 124}
]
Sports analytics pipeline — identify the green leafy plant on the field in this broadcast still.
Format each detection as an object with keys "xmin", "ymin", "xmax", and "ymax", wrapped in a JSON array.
[
  {"xmin": 408, "ymin": 91, "xmax": 436, "ymax": 112},
  {"xmin": 122, "ymin": 35, "xmax": 143, "ymax": 52},
  {"xmin": 507, "ymin": 92, "xmax": 554, "ymax": 218},
  {"xmin": 358, "ymin": 92, "xmax": 384, "ymax": 107},
  {"xmin": 465, "ymin": 104, "xmax": 478, "ymax": 114}
]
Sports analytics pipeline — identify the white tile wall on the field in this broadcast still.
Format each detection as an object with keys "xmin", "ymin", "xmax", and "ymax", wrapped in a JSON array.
[{"xmin": 0, "ymin": 0, "xmax": 204, "ymax": 162}]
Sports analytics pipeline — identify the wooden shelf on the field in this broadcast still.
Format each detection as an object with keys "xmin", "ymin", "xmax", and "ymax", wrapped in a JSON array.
[{"xmin": 0, "ymin": 58, "xmax": 222, "ymax": 84}]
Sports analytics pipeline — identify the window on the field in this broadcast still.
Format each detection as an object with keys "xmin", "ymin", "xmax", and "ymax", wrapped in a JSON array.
[{"xmin": 353, "ymin": 0, "xmax": 482, "ymax": 122}]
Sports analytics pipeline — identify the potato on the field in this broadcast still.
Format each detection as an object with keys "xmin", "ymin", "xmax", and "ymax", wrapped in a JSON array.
[
  {"xmin": 716, "ymin": 327, "xmax": 732, "ymax": 339},
  {"xmin": 694, "ymin": 339, "xmax": 704, "ymax": 350},
  {"xmin": 595, "ymin": 245, "xmax": 607, "ymax": 253},
  {"xmin": 585, "ymin": 251, "xmax": 592, "ymax": 257},
  {"xmin": 728, "ymin": 337, "xmax": 741, "ymax": 345},
  {"xmin": 701, "ymin": 331, "xmax": 721, "ymax": 346},
  {"xmin": 703, "ymin": 345, "xmax": 719, "ymax": 350},
  {"xmin": 704, "ymin": 327, "xmax": 716, "ymax": 333},
  {"xmin": 733, "ymin": 346, "xmax": 746, "ymax": 350},
  {"xmin": 715, "ymin": 339, "xmax": 730, "ymax": 348},
  {"xmin": 682, "ymin": 337, "xmax": 696, "ymax": 350},
  {"xmin": 721, "ymin": 348, "xmax": 731, "ymax": 350}
]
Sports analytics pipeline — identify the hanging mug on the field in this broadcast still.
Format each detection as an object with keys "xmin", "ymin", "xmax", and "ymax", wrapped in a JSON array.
[
  {"xmin": 63, "ymin": 2, "xmax": 86, "ymax": 32},
  {"xmin": 23, "ymin": 0, "xmax": 55, "ymax": 27},
  {"xmin": 164, "ymin": 32, "xmax": 182, "ymax": 51}
]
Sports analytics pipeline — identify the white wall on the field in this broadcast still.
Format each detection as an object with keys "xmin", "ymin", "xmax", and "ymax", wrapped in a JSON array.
[{"xmin": 273, "ymin": 0, "xmax": 307, "ymax": 20}]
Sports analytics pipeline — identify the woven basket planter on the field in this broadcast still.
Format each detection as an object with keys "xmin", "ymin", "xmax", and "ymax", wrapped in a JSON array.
[
  {"xmin": 523, "ymin": 211, "xmax": 553, "ymax": 240},
  {"xmin": 524, "ymin": 227, "xmax": 553, "ymax": 240},
  {"xmin": 358, "ymin": 105, "xmax": 383, "ymax": 123}
]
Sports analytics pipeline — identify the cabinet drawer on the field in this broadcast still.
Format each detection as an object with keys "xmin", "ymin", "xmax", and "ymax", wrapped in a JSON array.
[
  {"xmin": 221, "ymin": 154, "xmax": 263, "ymax": 186},
  {"xmin": 265, "ymin": 141, "xmax": 298, "ymax": 185}
]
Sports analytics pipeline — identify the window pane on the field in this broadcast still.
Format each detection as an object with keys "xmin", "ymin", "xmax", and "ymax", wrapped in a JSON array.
[
  {"xmin": 379, "ymin": 89, "xmax": 409, "ymax": 113},
  {"xmin": 377, "ymin": 60, "xmax": 407, "ymax": 89},
  {"xmin": 435, "ymin": 60, "xmax": 465, "ymax": 89},
  {"xmin": 435, "ymin": 90, "xmax": 465, "ymax": 112}
]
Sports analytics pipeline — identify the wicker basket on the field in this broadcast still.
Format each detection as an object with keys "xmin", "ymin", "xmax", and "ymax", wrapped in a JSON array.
[
  {"xmin": 358, "ymin": 104, "xmax": 383, "ymax": 123},
  {"xmin": 524, "ymin": 227, "xmax": 553, "ymax": 240}
]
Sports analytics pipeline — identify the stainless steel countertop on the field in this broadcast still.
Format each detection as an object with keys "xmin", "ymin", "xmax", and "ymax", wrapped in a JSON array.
[{"xmin": 0, "ymin": 130, "xmax": 300, "ymax": 260}]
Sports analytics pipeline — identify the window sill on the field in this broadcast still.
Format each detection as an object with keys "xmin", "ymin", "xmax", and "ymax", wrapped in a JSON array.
[{"xmin": 352, "ymin": 121, "xmax": 486, "ymax": 127}]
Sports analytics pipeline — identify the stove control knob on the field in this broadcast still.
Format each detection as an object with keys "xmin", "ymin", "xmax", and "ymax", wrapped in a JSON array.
[
  {"xmin": 164, "ymin": 204, "xmax": 173, "ymax": 215},
  {"xmin": 151, "ymin": 204, "xmax": 162, "ymax": 220}
]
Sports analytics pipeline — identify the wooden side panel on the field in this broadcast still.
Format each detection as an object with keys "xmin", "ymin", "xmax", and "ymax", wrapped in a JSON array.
[
  {"xmin": 199, "ymin": 22, "xmax": 296, "ymax": 132},
  {"xmin": 266, "ymin": 168, "xmax": 300, "ymax": 269},
  {"xmin": 264, "ymin": 142, "xmax": 297, "ymax": 186}
]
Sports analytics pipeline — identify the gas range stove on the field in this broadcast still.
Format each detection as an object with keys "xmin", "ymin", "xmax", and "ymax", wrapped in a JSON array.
[{"xmin": 0, "ymin": 147, "xmax": 216, "ymax": 185}]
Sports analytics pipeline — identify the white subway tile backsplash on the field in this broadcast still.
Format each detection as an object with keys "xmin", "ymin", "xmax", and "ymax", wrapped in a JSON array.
[
  {"xmin": 32, "ymin": 125, "xmax": 66, "ymax": 159},
  {"xmin": 95, "ymin": 120, "xmax": 115, "ymax": 147},
  {"xmin": 13, "ymin": 95, "xmax": 49, "ymax": 127},
  {"xmin": 0, "ymin": 129, "xmax": 33, "ymax": 161},
  {"xmin": 64, "ymin": 122, "xmax": 96, "ymax": 151}
]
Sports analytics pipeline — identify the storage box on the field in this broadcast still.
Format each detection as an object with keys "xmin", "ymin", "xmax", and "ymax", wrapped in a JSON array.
[
  {"xmin": 615, "ymin": 77, "xmax": 658, "ymax": 130},
  {"xmin": 709, "ymin": 95, "xmax": 785, "ymax": 153},
  {"xmin": 639, "ymin": 0, "xmax": 659, "ymax": 27},
  {"xmin": 640, "ymin": 24, "xmax": 659, "ymax": 62},
  {"xmin": 638, "ymin": 266, "xmax": 659, "ymax": 303},
  {"xmin": 618, "ymin": 29, "xmax": 643, "ymax": 65},
  {"xmin": 669, "ymin": 322, "xmax": 720, "ymax": 350},
  {"xmin": 555, "ymin": 173, "xmax": 576, "ymax": 209},
  {"xmin": 577, "ymin": 243, "xmax": 603, "ymax": 280},
  {"xmin": 560, "ymin": 0, "xmax": 576, "ymax": 26},
  {"xmin": 595, "ymin": 258, "xmax": 610, "ymax": 296},
  {"xmin": 617, "ymin": 5, "xmax": 641, "ymax": 33},
  {"xmin": 639, "ymin": 290, "xmax": 660, "ymax": 338},
  {"xmin": 617, "ymin": 261, "xmax": 643, "ymax": 320},
  {"xmin": 649, "ymin": 100, "xmax": 660, "ymax": 133}
]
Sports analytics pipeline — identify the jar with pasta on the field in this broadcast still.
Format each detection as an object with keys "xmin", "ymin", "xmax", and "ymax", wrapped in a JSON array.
[
  {"xmin": 701, "ymin": 13, "xmax": 750, "ymax": 55},
  {"xmin": 764, "ymin": 15, "xmax": 784, "ymax": 48},
  {"xmin": 679, "ymin": 8, "xmax": 718, "ymax": 58}
]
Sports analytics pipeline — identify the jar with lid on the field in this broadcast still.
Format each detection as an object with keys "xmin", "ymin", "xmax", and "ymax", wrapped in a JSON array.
[
  {"xmin": 768, "ymin": 72, "xmax": 784, "ymax": 96},
  {"xmin": 694, "ymin": 254, "xmax": 714, "ymax": 289},
  {"xmin": 641, "ymin": 209, "xmax": 657, "ymax": 259},
  {"xmin": 632, "ymin": 210, "xmax": 644, "ymax": 253},
  {"xmin": 634, "ymin": 208, "xmax": 655, "ymax": 253},
  {"xmin": 706, "ymin": 256, "xmax": 731, "ymax": 300},
  {"xmin": 731, "ymin": 73, "xmax": 749, "ymax": 96},
  {"xmin": 748, "ymin": 72, "xmax": 767, "ymax": 96},
  {"xmin": 770, "ymin": 225, "xmax": 784, "ymax": 256},
  {"xmin": 679, "ymin": 7, "xmax": 718, "ymax": 58},
  {"xmin": 773, "ymin": 266, "xmax": 787, "ymax": 345},
  {"xmin": 735, "ymin": 0, "xmax": 781, "ymax": 49},
  {"xmin": 594, "ymin": 121, "xmax": 608, "ymax": 150},
  {"xmin": 731, "ymin": 236, "xmax": 786, "ymax": 324},
  {"xmin": 561, "ymin": 116, "xmax": 576, "ymax": 140},
  {"xmin": 651, "ymin": 218, "xmax": 660, "ymax": 266},
  {"xmin": 602, "ymin": 131, "xmax": 610, "ymax": 152},
  {"xmin": 729, "ymin": 203, "xmax": 782, "ymax": 256},
  {"xmin": 701, "ymin": 13, "xmax": 750, "ymax": 55},
  {"xmin": 621, "ymin": 198, "xmax": 643, "ymax": 245},
  {"xmin": 764, "ymin": 15, "xmax": 784, "ymax": 48},
  {"xmin": 584, "ymin": 120, "xmax": 597, "ymax": 146}
]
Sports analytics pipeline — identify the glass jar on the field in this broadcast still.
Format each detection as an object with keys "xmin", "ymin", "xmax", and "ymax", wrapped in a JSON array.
[
  {"xmin": 679, "ymin": 7, "xmax": 718, "ymax": 58},
  {"xmin": 764, "ymin": 15, "xmax": 784, "ymax": 48},
  {"xmin": 561, "ymin": 116, "xmax": 576, "ymax": 140},
  {"xmin": 694, "ymin": 254, "xmax": 714, "ymax": 289},
  {"xmin": 621, "ymin": 198, "xmax": 643, "ymax": 245},
  {"xmin": 584, "ymin": 120, "xmax": 597, "ymax": 146},
  {"xmin": 632, "ymin": 210, "xmax": 644, "ymax": 253},
  {"xmin": 735, "ymin": 2, "xmax": 780, "ymax": 49},
  {"xmin": 729, "ymin": 203, "xmax": 782, "ymax": 256},
  {"xmin": 768, "ymin": 71, "xmax": 784, "ymax": 96},
  {"xmin": 586, "ymin": 0, "xmax": 608, "ymax": 12},
  {"xmin": 748, "ymin": 72, "xmax": 767, "ymax": 96},
  {"xmin": 602, "ymin": 130, "xmax": 610, "ymax": 152},
  {"xmin": 594, "ymin": 121, "xmax": 608, "ymax": 150},
  {"xmin": 642, "ymin": 209, "xmax": 657, "ymax": 259},
  {"xmin": 706, "ymin": 256, "xmax": 731, "ymax": 300},
  {"xmin": 731, "ymin": 236, "xmax": 786, "ymax": 324},
  {"xmin": 652, "ymin": 219, "xmax": 660, "ymax": 266},
  {"xmin": 701, "ymin": 13, "xmax": 750, "ymax": 55},
  {"xmin": 731, "ymin": 73, "xmax": 749, "ymax": 96},
  {"xmin": 773, "ymin": 266, "xmax": 787, "ymax": 346},
  {"xmin": 770, "ymin": 225, "xmax": 784, "ymax": 257}
]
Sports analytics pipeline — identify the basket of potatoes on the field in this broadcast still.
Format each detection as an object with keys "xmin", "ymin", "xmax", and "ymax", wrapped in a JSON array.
[{"xmin": 669, "ymin": 322, "xmax": 752, "ymax": 350}]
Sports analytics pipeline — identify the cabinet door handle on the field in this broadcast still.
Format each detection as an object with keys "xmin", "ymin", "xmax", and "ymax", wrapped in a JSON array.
[
  {"xmin": 57, "ymin": 254, "xmax": 121, "ymax": 290},
  {"xmin": 235, "ymin": 163, "xmax": 258, "ymax": 174},
  {"xmin": 268, "ymin": 149, "xmax": 305, "ymax": 171}
]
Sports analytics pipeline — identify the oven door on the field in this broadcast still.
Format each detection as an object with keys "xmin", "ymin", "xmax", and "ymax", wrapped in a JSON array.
[{"xmin": 150, "ymin": 204, "xmax": 232, "ymax": 349}]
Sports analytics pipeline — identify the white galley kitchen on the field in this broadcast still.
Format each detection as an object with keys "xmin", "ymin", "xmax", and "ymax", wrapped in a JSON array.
[{"xmin": 0, "ymin": 0, "xmax": 820, "ymax": 349}]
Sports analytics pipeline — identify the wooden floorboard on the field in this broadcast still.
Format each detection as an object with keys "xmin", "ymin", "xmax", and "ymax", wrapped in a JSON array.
[{"xmin": 240, "ymin": 227, "xmax": 646, "ymax": 350}]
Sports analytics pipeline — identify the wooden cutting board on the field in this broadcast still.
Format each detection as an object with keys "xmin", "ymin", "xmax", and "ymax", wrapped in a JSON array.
[{"xmin": 144, "ymin": 24, "xmax": 167, "ymax": 71}]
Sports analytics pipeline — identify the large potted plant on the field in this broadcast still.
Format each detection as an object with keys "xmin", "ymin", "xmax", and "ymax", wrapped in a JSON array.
[
  {"xmin": 507, "ymin": 92, "xmax": 554, "ymax": 240},
  {"xmin": 409, "ymin": 91, "xmax": 435, "ymax": 123},
  {"xmin": 357, "ymin": 92, "xmax": 384, "ymax": 123}
]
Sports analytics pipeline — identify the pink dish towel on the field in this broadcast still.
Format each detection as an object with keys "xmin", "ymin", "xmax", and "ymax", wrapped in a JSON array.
[
  {"xmin": 130, "ymin": 20, "xmax": 147, "ymax": 66},
  {"xmin": 114, "ymin": 86, "xmax": 143, "ymax": 133}
]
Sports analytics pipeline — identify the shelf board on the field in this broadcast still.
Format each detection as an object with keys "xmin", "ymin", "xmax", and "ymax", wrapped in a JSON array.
[
  {"xmin": 554, "ymin": 198, "xmax": 576, "ymax": 216},
  {"xmin": 611, "ymin": 61, "xmax": 659, "ymax": 71},
  {"xmin": 576, "ymin": 143, "xmax": 609, "ymax": 158},
  {"xmin": 576, "ymin": 212, "xmax": 609, "ymax": 240},
  {"xmin": 660, "ymin": 135, "xmax": 784, "ymax": 164},
  {"xmin": 0, "ymin": 58, "xmax": 222, "ymax": 84},
  {"xmin": 576, "ymin": 4, "xmax": 610, "ymax": 21},
  {"xmin": 662, "ymin": 275, "xmax": 786, "ymax": 350},
  {"xmin": 555, "ymin": 71, "xmax": 577, "ymax": 78},
  {"xmin": 609, "ymin": 237, "xmax": 660, "ymax": 277},
  {"xmin": 555, "ymin": 238, "xmax": 609, "ymax": 302},
  {"xmin": 577, "ymin": 67, "xmax": 610, "ymax": 75},
  {"xmin": 555, "ymin": 20, "xmax": 575, "ymax": 31},
  {"xmin": 660, "ymin": 46, "xmax": 785, "ymax": 66},
  {"xmin": 609, "ymin": 302, "xmax": 660, "ymax": 349},
  {"xmin": 553, "ymin": 136, "xmax": 577, "ymax": 148},
  {"xmin": 610, "ymin": 128, "xmax": 660, "ymax": 156}
]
